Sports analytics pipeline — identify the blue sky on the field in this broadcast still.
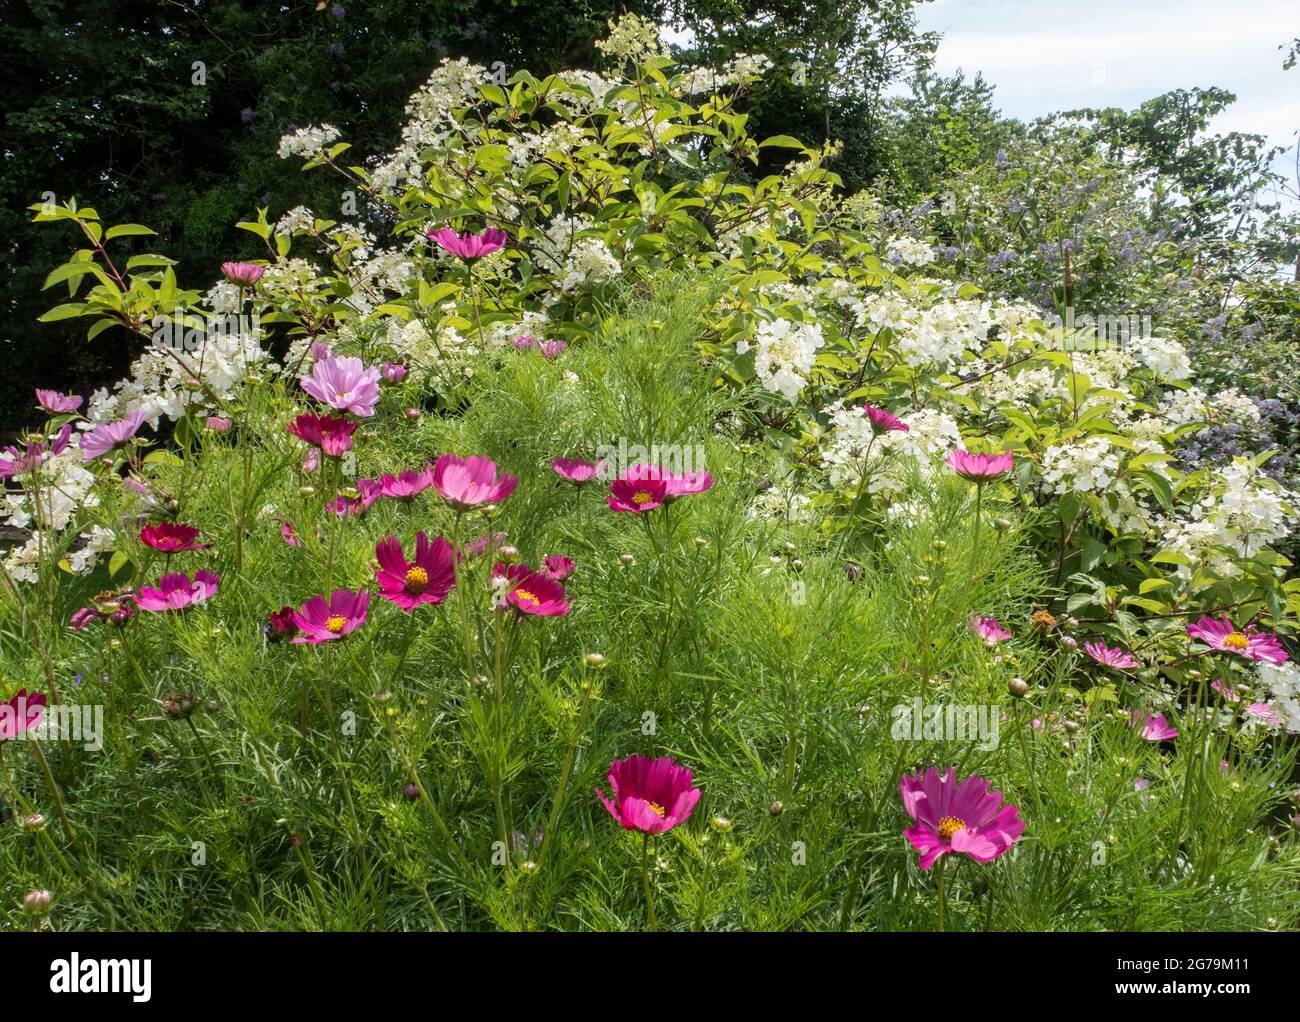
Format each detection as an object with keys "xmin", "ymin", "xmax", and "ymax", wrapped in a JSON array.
[{"xmin": 909, "ymin": 0, "xmax": 1297, "ymax": 158}]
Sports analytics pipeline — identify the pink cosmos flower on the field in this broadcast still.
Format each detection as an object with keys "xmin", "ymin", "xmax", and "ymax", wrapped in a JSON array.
[
  {"xmin": 625, "ymin": 462, "xmax": 714, "ymax": 499},
  {"xmin": 551, "ymin": 457, "xmax": 603, "ymax": 484},
  {"xmin": 380, "ymin": 362, "xmax": 407, "ymax": 384},
  {"xmin": 432, "ymin": 454, "xmax": 518, "ymax": 511},
  {"xmin": 134, "ymin": 570, "xmax": 221, "ymax": 612},
  {"xmin": 140, "ymin": 523, "xmax": 204, "ymax": 552},
  {"xmin": 1129, "ymin": 709, "xmax": 1178, "ymax": 741},
  {"xmin": 326, "ymin": 488, "xmax": 379, "ymax": 517},
  {"xmin": 281, "ymin": 522, "xmax": 302, "ymax": 547},
  {"xmin": 70, "ymin": 592, "xmax": 135, "ymax": 631},
  {"xmin": 1084, "ymin": 641, "xmax": 1139, "ymax": 669},
  {"xmin": 458, "ymin": 531, "xmax": 509, "ymax": 562},
  {"xmin": 302, "ymin": 448, "xmax": 321, "ymax": 473},
  {"xmin": 221, "ymin": 261, "xmax": 265, "ymax": 286},
  {"xmin": 206, "ymin": 416, "xmax": 231, "ymax": 433},
  {"xmin": 375, "ymin": 533, "xmax": 456, "ymax": 611},
  {"xmin": 310, "ymin": 342, "xmax": 334, "ymax": 363},
  {"xmin": 970, "ymin": 615, "xmax": 1011, "ymax": 644},
  {"xmin": 864, "ymin": 403, "xmax": 908, "ymax": 434},
  {"xmin": 0, "ymin": 424, "xmax": 72, "ymax": 479},
  {"xmin": 1245, "ymin": 702, "xmax": 1282, "ymax": 727},
  {"xmin": 35, "ymin": 389, "xmax": 82, "ymax": 414},
  {"xmin": 291, "ymin": 589, "xmax": 370, "ymax": 643},
  {"xmin": 267, "ymin": 607, "xmax": 299, "ymax": 641},
  {"xmin": 81, "ymin": 410, "xmax": 147, "ymax": 462},
  {"xmin": 426, "ymin": 226, "xmax": 507, "ymax": 261},
  {"xmin": 899, "ymin": 767, "xmax": 1025, "ymax": 870},
  {"xmin": 946, "ymin": 449, "xmax": 1015, "ymax": 482},
  {"xmin": 608, "ymin": 474, "xmax": 668, "ymax": 513},
  {"xmin": 0, "ymin": 690, "xmax": 46, "ymax": 740},
  {"xmin": 1187, "ymin": 617, "xmax": 1288, "ymax": 664},
  {"xmin": 596, "ymin": 754, "xmax": 701, "ymax": 834},
  {"xmin": 300, "ymin": 355, "xmax": 381, "ymax": 417},
  {"xmin": 286, "ymin": 413, "xmax": 359, "ymax": 457},
  {"xmin": 541, "ymin": 555, "xmax": 575, "ymax": 581},
  {"xmin": 375, "ymin": 463, "xmax": 434, "ymax": 502},
  {"xmin": 494, "ymin": 563, "xmax": 571, "ymax": 616},
  {"xmin": 539, "ymin": 340, "xmax": 567, "ymax": 360}
]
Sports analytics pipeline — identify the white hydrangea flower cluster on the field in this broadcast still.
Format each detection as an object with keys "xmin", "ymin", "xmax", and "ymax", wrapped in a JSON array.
[
  {"xmin": 885, "ymin": 237, "xmax": 936, "ymax": 267},
  {"xmin": 593, "ymin": 13, "xmax": 664, "ymax": 64},
  {"xmin": 274, "ymin": 206, "xmax": 317, "ymax": 236},
  {"xmin": 737, "ymin": 318, "xmax": 825, "ymax": 401},
  {"xmin": 1134, "ymin": 334, "xmax": 1191, "ymax": 381},
  {"xmin": 532, "ymin": 215, "xmax": 622, "ymax": 293},
  {"xmin": 674, "ymin": 53, "xmax": 773, "ymax": 94},
  {"xmin": 1256, "ymin": 662, "xmax": 1300, "ymax": 734},
  {"xmin": 821, "ymin": 402, "xmax": 961, "ymax": 497},
  {"xmin": 277, "ymin": 124, "xmax": 340, "ymax": 161},
  {"xmin": 748, "ymin": 482, "xmax": 814, "ymax": 522},
  {"xmin": 1041, "ymin": 437, "xmax": 1122, "ymax": 495},
  {"xmin": 898, "ymin": 298, "xmax": 991, "ymax": 371}
]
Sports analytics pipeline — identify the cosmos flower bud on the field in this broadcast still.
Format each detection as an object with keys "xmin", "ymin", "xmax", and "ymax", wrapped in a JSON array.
[
  {"xmin": 405, "ymin": 407, "xmax": 422, "ymax": 420},
  {"xmin": 1008, "ymin": 677, "xmax": 1029, "ymax": 697},
  {"xmin": 844, "ymin": 561, "xmax": 862, "ymax": 582},
  {"xmin": 711, "ymin": 815, "xmax": 733, "ymax": 832},
  {"xmin": 163, "ymin": 693, "xmax": 196, "ymax": 719},
  {"xmin": 932, "ymin": 539, "xmax": 947, "ymax": 551},
  {"xmin": 769, "ymin": 800, "xmax": 784, "ymax": 817},
  {"xmin": 21, "ymin": 813, "xmax": 46, "ymax": 831},
  {"xmin": 993, "ymin": 517, "xmax": 1013, "ymax": 531},
  {"xmin": 23, "ymin": 890, "xmax": 53, "ymax": 914},
  {"xmin": 497, "ymin": 544, "xmax": 519, "ymax": 563},
  {"xmin": 1060, "ymin": 636, "xmax": 1078, "ymax": 649},
  {"xmin": 782, "ymin": 542, "xmax": 797, "ymax": 554},
  {"xmin": 619, "ymin": 553, "xmax": 635, "ymax": 566},
  {"xmin": 583, "ymin": 652, "xmax": 607, "ymax": 669},
  {"xmin": 693, "ymin": 536, "xmax": 708, "ymax": 549},
  {"xmin": 403, "ymin": 783, "xmax": 420, "ymax": 801},
  {"xmin": 298, "ymin": 485, "xmax": 316, "ymax": 497},
  {"xmin": 373, "ymin": 690, "xmax": 392, "ymax": 704}
]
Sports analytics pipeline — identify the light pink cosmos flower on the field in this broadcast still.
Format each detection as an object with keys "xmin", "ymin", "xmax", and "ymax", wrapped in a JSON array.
[
  {"xmin": 1210, "ymin": 679, "xmax": 1240, "ymax": 702},
  {"xmin": 310, "ymin": 342, "xmax": 334, "ymax": 363},
  {"xmin": 539, "ymin": 340, "xmax": 567, "ymax": 360},
  {"xmin": 1187, "ymin": 616, "xmax": 1288, "ymax": 664},
  {"xmin": 286, "ymin": 413, "xmax": 358, "ymax": 457},
  {"xmin": 0, "ymin": 690, "xmax": 46, "ymax": 741},
  {"xmin": 300, "ymin": 355, "xmax": 381, "ymax": 417},
  {"xmin": 899, "ymin": 767, "xmax": 1025, "ymax": 870},
  {"xmin": 0, "ymin": 424, "xmax": 72, "ymax": 479},
  {"xmin": 970, "ymin": 615, "xmax": 1011, "ymax": 644},
  {"xmin": 513, "ymin": 335, "xmax": 536, "ymax": 353},
  {"xmin": 381, "ymin": 362, "xmax": 407, "ymax": 384},
  {"xmin": 597, "ymin": 754, "xmax": 701, "ymax": 834},
  {"xmin": 541, "ymin": 555, "xmax": 575, "ymax": 581},
  {"xmin": 221, "ymin": 261, "xmax": 265, "ymax": 286},
  {"xmin": 426, "ymin": 226, "xmax": 507, "ymax": 261},
  {"xmin": 35, "ymin": 389, "xmax": 82, "ymax": 414},
  {"xmin": 493, "ymin": 563, "xmax": 571, "ymax": 616},
  {"xmin": 374, "ymin": 533, "xmax": 456, "ymax": 611},
  {"xmin": 134, "ymin": 570, "xmax": 221, "ymax": 612},
  {"xmin": 432, "ymin": 454, "xmax": 518, "ymax": 511},
  {"xmin": 1084, "ymin": 641, "xmax": 1139, "ymax": 669},
  {"xmin": 551, "ymin": 457, "xmax": 602, "ymax": 485},
  {"xmin": 946, "ymin": 449, "xmax": 1014, "ymax": 482},
  {"xmin": 457, "ymin": 531, "xmax": 509, "ymax": 562},
  {"xmin": 1245, "ymin": 702, "xmax": 1282, "ymax": 727},
  {"xmin": 375, "ymin": 463, "xmax": 434, "ymax": 502},
  {"xmin": 81, "ymin": 410, "xmax": 147, "ymax": 462},
  {"xmin": 863, "ymin": 403, "xmax": 908, "ymax": 434},
  {"xmin": 205, "ymin": 416, "xmax": 231, "ymax": 433},
  {"xmin": 140, "ymin": 523, "xmax": 204, "ymax": 552},
  {"xmin": 291, "ymin": 589, "xmax": 370, "ymax": 643},
  {"xmin": 1129, "ymin": 709, "xmax": 1178, "ymax": 741}
]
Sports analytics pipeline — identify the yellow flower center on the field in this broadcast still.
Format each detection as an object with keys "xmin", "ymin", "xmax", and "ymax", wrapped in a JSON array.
[
  {"xmin": 937, "ymin": 816, "xmax": 967, "ymax": 840},
  {"xmin": 1223, "ymin": 631, "xmax": 1250, "ymax": 651},
  {"xmin": 632, "ymin": 490, "xmax": 653, "ymax": 506},
  {"xmin": 647, "ymin": 801, "xmax": 666, "ymax": 818},
  {"xmin": 326, "ymin": 615, "xmax": 347, "ymax": 634},
  {"xmin": 404, "ymin": 566, "xmax": 429, "ymax": 592},
  {"xmin": 513, "ymin": 587, "xmax": 539, "ymax": 606}
]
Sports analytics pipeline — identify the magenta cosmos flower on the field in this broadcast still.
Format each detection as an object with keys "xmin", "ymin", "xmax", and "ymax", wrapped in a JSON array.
[
  {"xmin": 380, "ymin": 362, "xmax": 407, "ymax": 384},
  {"xmin": 597, "ymin": 754, "xmax": 701, "ymax": 834},
  {"xmin": 864, "ymin": 403, "xmax": 908, "ymax": 434},
  {"xmin": 35, "ymin": 389, "xmax": 82, "ymax": 414},
  {"xmin": 551, "ymin": 457, "xmax": 603, "ymax": 484},
  {"xmin": 899, "ymin": 767, "xmax": 1025, "ymax": 870},
  {"xmin": 0, "ymin": 690, "xmax": 46, "ymax": 741},
  {"xmin": 541, "ymin": 555, "xmax": 575, "ymax": 581},
  {"xmin": 82, "ymin": 410, "xmax": 147, "ymax": 463},
  {"xmin": 1129, "ymin": 709, "xmax": 1178, "ymax": 741},
  {"xmin": 221, "ymin": 261, "xmax": 265, "ymax": 286},
  {"xmin": 134, "ymin": 570, "xmax": 220, "ymax": 612},
  {"xmin": 1187, "ymin": 617, "xmax": 1288, "ymax": 664},
  {"xmin": 374, "ymin": 463, "xmax": 434, "ymax": 502},
  {"xmin": 140, "ymin": 523, "xmax": 204, "ymax": 552},
  {"xmin": 300, "ymin": 355, "xmax": 381, "ymax": 417},
  {"xmin": 494, "ymin": 563, "xmax": 571, "ymax": 616},
  {"xmin": 426, "ymin": 226, "xmax": 507, "ymax": 261},
  {"xmin": 608, "ymin": 473, "xmax": 668, "ymax": 513},
  {"xmin": 946, "ymin": 449, "xmax": 1014, "ymax": 482},
  {"xmin": 286, "ymin": 412, "xmax": 358, "ymax": 457},
  {"xmin": 432, "ymin": 454, "xmax": 518, "ymax": 511},
  {"xmin": 539, "ymin": 339, "xmax": 567, "ymax": 360},
  {"xmin": 375, "ymin": 533, "xmax": 456, "ymax": 611},
  {"xmin": 625, "ymin": 462, "xmax": 714, "ymax": 499},
  {"xmin": 291, "ymin": 589, "xmax": 370, "ymax": 643},
  {"xmin": 1085, "ymin": 641, "xmax": 1139, "ymax": 669},
  {"xmin": 970, "ymin": 615, "xmax": 1011, "ymax": 644},
  {"xmin": 267, "ymin": 607, "xmax": 299, "ymax": 641},
  {"xmin": 0, "ymin": 424, "xmax": 72, "ymax": 479}
]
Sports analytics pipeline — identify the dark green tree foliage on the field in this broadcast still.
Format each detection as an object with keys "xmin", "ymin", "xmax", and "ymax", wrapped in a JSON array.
[
  {"xmin": 0, "ymin": 0, "xmax": 663, "ymax": 430},
  {"xmin": 666, "ymin": 0, "xmax": 937, "ymax": 191}
]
